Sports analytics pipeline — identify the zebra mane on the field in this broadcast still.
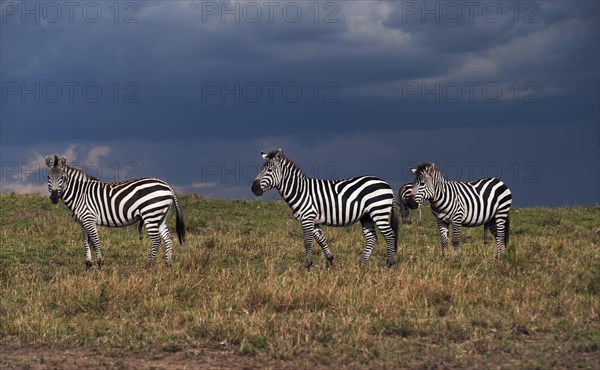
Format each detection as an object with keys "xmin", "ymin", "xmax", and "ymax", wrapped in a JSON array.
[
  {"xmin": 414, "ymin": 162, "xmax": 444, "ymax": 178},
  {"xmin": 281, "ymin": 155, "xmax": 306, "ymax": 177},
  {"xmin": 264, "ymin": 150, "xmax": 279, "ymax": 160},
  {"xmin": 66, "ymin": 165, "xmax": 100, "ymax": 182},
  {"xmin": 267, "ymin": 150, "xmax": 306, "ymax": 178},
  {"xmin": 414, "ymin": 162, "xmax": 432, "ymax": 173}
]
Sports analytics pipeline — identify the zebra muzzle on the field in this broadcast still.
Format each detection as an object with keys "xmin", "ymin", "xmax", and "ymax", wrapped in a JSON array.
[
  {"xmin": 408, "ymin": 195, "xmax": 419, "ymax": 209},
  {"xmin": 50, "ymin": 191, "xmax": 59, "ymax": 204},
  {"xmin": 251, "ymin": 180, "xmax": 263, "ymax": 196}
]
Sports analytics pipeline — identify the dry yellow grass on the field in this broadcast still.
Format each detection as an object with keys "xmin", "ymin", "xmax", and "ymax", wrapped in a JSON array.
[{"xmin": 1, "ymin": 193, "xmax": 599, "ymax": 368}]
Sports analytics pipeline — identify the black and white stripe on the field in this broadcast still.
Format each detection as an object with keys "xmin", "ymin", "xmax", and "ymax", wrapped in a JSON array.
[
  {"xmin": 397, "ymin": 183, "xmax": 420, "ymax": 224},
  {"xmin": 251, "ymin": 149, "xmax": 398, "ymax": 269},
  {"xmin": 46, "ymin": 155, "xmax": 185, "ymax": 269},
  {"xmin": 399, "ymin": 183, "xmax": 490, "ymax": 241},
  {"xmin": 409, "ymin": 162, "xmax": 511, "ymax": 258}
]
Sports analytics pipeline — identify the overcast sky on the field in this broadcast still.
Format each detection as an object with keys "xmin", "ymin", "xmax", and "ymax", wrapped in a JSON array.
[{"xmin": 1, "ymin": 1, "xmax": 598, "ymax": 206}]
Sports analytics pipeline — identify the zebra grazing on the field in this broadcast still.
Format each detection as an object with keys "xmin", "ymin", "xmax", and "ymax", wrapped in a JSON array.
[
  {"xmin": 45, "ymin": 155, "xmax": 185, "ymax": 269},
  {"xmin": 409, "ymin": 162, "xmax": 512, "ymax": 259},
  {"xmin": 400, "ymin": 183, "xmax": 490, "ymax": 242},
  {"xmin": 397, "ymin": 183, "xmax": 421, "ymax": 224},
  {"xmin": 251, "ymin": 149, "xmax": 398, "ymax": 270}
]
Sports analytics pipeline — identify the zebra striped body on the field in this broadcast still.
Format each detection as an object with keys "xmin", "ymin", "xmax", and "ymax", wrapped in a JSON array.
[
  {"xmin": 399, "ymin": 183, "xmax": 490, "ymax": 241},
  {"xmin": 252, "ymin": 149, "xmax": 398, "ymax": 269},
  {"xmin": 409, "ymin": 162, "xmax": 511, "ymax": 258},
  {"xmin": 45, "ymin": 155, "xmax": 185, "ymax": 269}
]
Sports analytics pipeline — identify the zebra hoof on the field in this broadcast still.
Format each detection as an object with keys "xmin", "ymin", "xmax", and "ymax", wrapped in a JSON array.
[
  {"xmin": 97, "ymin": 259, "xmax": 104, "ymax": 270},
  {"xmin": 326, "ymin": 256, "xmax": 334, "ymax": 268},
  {"xmin": 85, "ymin": 260, "xmax": 92, "ymax": 270}
]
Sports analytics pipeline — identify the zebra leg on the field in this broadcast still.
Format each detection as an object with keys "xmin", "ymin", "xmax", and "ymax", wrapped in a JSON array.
[
  {"xmin": 436, "ymin": 220, "xmax": 450, "ymax": 257},
  {"xmin": 399, "ymin": 202, "xmax": 409, "ymax": 224},
  {"xmin": 83, "ymin": 221, "xmax": 103, "ymax": 269},
  {"xmin": 301, "ymin": 219, "xmax": 315, "ymax": 271},
  {"xmin": 483, "ymin": 224, "xmax": 489, "ymax": 245},
  {"xmin": 359, "ymin": 216, "xmax": 378, "ymax": 266},
  {"xmin": 146, "ymin": 234, "xmax": 162, "ymax": 268},
  {"xmin": 145, "ymin": 223, "xmax": 162, "ymax": 268},
  {"xmin": 137, "ymin": 219, "xmax": 144, "ymax": 240},
  {"xmin": 159, "ymin": 224, "xmax": 174, "ymax": 267},
  {"xmin": 374, "ymin": 218, "xmax": 396, "ymax": 268},
  {"xmin": 483, "ymin": 220, "xmax": 494, "ymax": 244},
  {"xmin": 81, "ymin": 225, "xmax": 93, "ymax": 270},
  {"xmin": 451, "ymin": 222, "xmax": 462, "ymax": 258},
  {"xmin": 313, "ymin": 227, "xmax": 334, "ymax": 268},
  {"xmin": 493, "ymin": 218, "xmax": 507, "ymax": 258}
]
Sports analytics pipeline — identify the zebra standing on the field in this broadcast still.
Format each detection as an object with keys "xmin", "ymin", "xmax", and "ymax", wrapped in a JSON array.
[
  {"xmin": 251, "ymin": 149, "xmax": 398, "ymax": 270},
  {"xmin": 397, "ymin": 183, "xmax": 421, "ymax": 224},
  {"xmin": 45, "ymin": 155, "xmax": 185, "ymax": 269},
  {"xmin": 409, "ymin": 162, "xmax": 512, "ymax": 259},
  {"xmin": 399, "ymin": 183, "xmax": 491, "ymax": 242}
]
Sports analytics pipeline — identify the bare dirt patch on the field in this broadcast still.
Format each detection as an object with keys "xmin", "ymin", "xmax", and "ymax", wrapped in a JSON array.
[{"xmin": 0, "ymin": 345, "xmax": 280, "ymax": 370}]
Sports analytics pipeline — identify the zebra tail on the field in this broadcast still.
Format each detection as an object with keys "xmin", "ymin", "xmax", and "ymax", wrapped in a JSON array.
[
  {"xmin": 173, "ymin": 194, "xmax": 186, "ymax": 244},
  {"xmin": 391, "ymin": 206, "xmax": 399, "ymax": 253},
  {"xmin": 504, "ymin": 216, "xmax": 510, "ymax": 245}
]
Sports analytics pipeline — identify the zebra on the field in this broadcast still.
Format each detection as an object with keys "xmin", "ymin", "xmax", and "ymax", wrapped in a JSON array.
[
  {"xmin": 399, "ymin": 183, "xmax": 491, "ymax": 242},
  {"xmin": 408, "ymin": 162, "xmax": 512, "ymax": 259},
  {"xmin": 251, "ymin": 149, "xmax": 398, "ymax": 270},
  {"xmin": 45, "ymin": 155, "xmax": 185, "ymax": 270},
  {"xmin": 397, "ymin": 183, "xmax": 421, "ymax": 224}
]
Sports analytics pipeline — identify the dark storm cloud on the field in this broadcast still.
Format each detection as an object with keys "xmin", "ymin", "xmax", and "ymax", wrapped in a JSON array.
[
  {"xmin": 1, "ymin": 1, "xmax": 598, "ymax": 205},
  {"xmin": 3, "ymin": 1, "xmax": 596, "ymax": 141}
]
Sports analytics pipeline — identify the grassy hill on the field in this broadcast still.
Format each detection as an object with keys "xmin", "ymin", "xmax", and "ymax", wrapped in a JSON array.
[{"xmin": 1, "ymin": 193, "xmax": 598, "ymax": 368}]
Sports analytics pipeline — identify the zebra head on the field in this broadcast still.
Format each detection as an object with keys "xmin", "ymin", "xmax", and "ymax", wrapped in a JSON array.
[
  {"xmin": 251, "ymin": 149, "xmax": 284, "ymax": 196},
  {"xmin": 409, "ymin": 162, "xmax": 438, "ymax": 208},
  {"xmin": 45, "ymin": 155, "xmax": 68, "ymax": 204}
]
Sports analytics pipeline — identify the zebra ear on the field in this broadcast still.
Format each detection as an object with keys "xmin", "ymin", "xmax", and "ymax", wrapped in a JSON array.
[
  {"xmin": 261, "ymin": 151, "xmax": 268, "ymax": 160},
  {"xmin": 275, "ymin": 149, "xmax": 283, "ymax": 159},
  {"xmin": 411, "ymin": 168, "xmax": 416, "ymax": 174},
  {"xmin": 45, "ymin": 156, "xmax": 54, "ymax": 168},
  {"xmin": 58, "ymin": 156, "xmax": 67, "ymax": 169}
]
